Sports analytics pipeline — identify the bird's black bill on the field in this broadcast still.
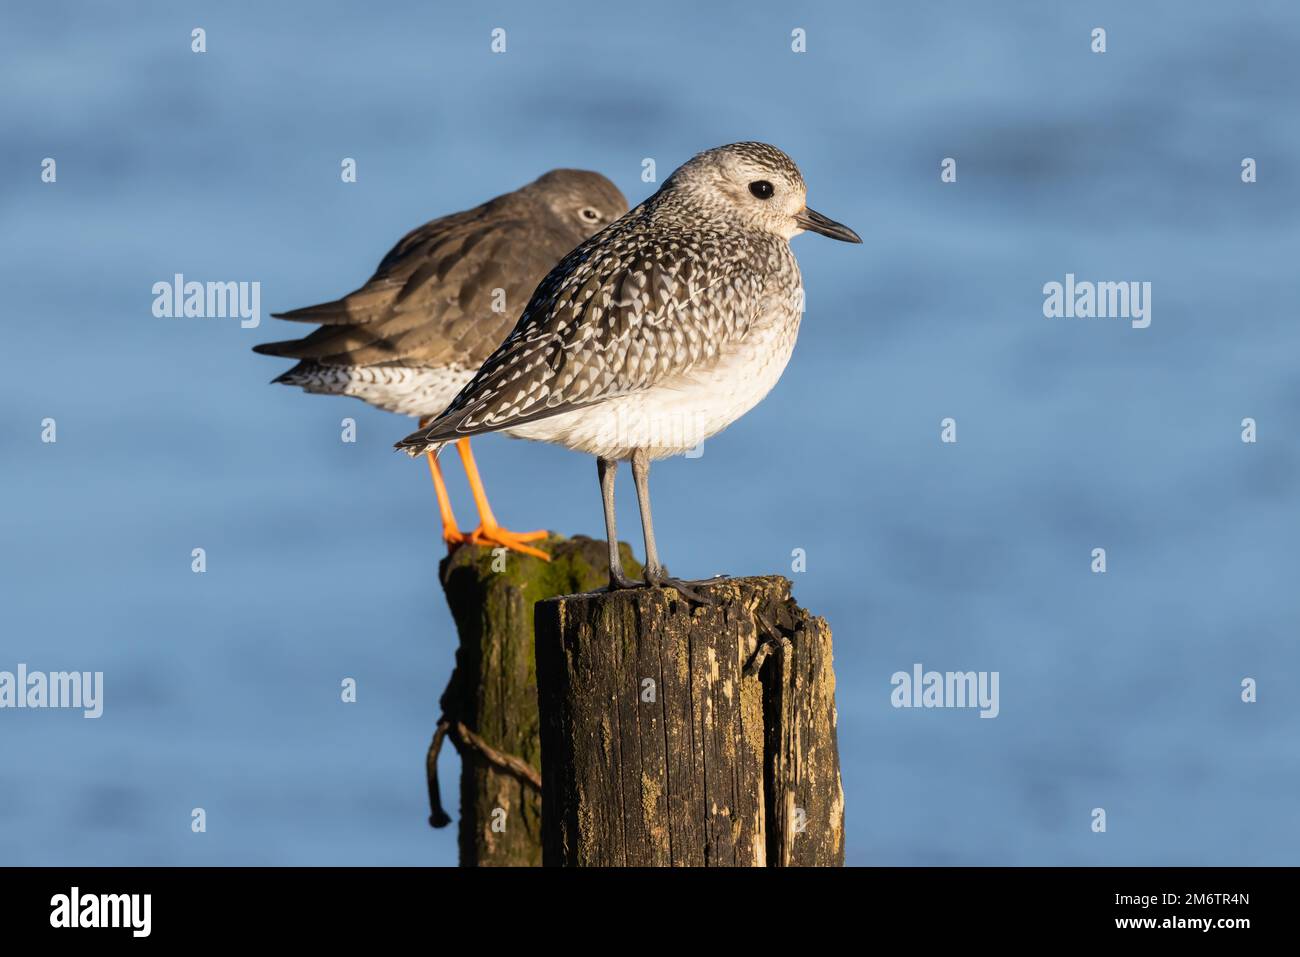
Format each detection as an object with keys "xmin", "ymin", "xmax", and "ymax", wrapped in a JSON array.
[{"xmin": 795, "ymin": 207, "xmax": 862, "ymax": 243}]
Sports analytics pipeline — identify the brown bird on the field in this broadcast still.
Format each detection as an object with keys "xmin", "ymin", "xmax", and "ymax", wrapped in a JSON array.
[{"xmin": 255, "ymin": 169, "xmax": 629, "ymax": 558}]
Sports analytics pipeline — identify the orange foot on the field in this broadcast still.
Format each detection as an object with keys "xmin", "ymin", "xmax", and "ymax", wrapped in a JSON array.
[
  {"xmin": 465, "ymin": 524, "xmax": 551, "ymax": 561},
  {"xmin": 440, "ymin": 526, "xmax": 474, "ymax": 550}
]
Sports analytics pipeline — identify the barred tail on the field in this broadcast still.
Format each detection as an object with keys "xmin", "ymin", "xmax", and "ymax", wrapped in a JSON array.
[{"xmin": 397, "ymin": 415, "xmax": 459, "ymax": 458}]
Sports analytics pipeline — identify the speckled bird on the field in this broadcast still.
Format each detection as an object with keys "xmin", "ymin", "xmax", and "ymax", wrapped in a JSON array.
[
  {"xmin": 254, "ymin": 169, "xmax": 629, "ymax": 559},
  {"xmin": 396, "ymin": 143, "xmax": 860, "ymax": 594}
]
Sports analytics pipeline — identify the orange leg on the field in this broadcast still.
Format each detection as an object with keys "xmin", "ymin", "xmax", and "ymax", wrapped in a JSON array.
[
  {"xmin": 454, "ymin": 437, "xmax": 550, "ymax": 561},
  {"xmin": 426, "ymin": 451, "xmax": 473, "ymax": 549}
]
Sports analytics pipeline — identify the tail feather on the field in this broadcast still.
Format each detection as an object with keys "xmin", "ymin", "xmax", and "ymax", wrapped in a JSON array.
[
  {"xmin": 269, "ymin": 300, "xmax": 356, "ymax": 324},
  {"xmin": 266, "ymin": 360, "xmax": 316, "ymax": 386},
  {"xmin": 395, "ymin": 396, "xmax": 574, "ymax": 456},
  {"xmin": 253, "ymin": 339, "xmax": 317, "ymax": 359},
  {"xmin": 395, "ymin": 417, "xmax": 458, "ymax": 457}
]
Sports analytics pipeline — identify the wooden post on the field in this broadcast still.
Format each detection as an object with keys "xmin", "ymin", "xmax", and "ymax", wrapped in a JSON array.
[
  {"xmin": 534, "ymin": 575, "xmax": 844, "ymax": 867},
  {"xmin": 428, "ymin": 534, "xmax": 640, "ymax": 866}
]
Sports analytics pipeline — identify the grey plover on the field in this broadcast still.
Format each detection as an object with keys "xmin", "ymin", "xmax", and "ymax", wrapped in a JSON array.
[
  {"xmin": 395, "ymin": 142, "xmax": 860, "ymax": 592},
  {"xmin": 254, "ymin": 169, "xmax": 628, "ymax": 558}
]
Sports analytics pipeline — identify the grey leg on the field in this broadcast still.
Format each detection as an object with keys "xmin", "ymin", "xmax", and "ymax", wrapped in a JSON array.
[
  {"xmin": 598, "ymin": 456, "xmax": 638, "ymax": 589},
  {"xmin": 630, "ymin": 449, "xmax": 664, "ymax": 577},
  {"xmin": 630, "ymin": 448, "xmax": 714, "ymax": 604}
]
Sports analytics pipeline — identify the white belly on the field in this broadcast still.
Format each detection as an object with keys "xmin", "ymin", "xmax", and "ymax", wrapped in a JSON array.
[
  {"xmin": 506, "ymin": 314, "xmax": 800, "ymax": 460},
  {"xmin": 286, "ymin": 364, "xmax": 474, "ymax": 419}
]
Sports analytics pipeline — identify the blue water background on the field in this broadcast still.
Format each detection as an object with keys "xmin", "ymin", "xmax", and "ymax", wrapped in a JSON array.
[{"xmin": 1, "ymin": 1, "xmax": 1297, "ymax": 864}]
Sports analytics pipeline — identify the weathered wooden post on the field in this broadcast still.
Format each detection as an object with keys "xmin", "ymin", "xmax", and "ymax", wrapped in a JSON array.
[
  {"xmin": 534, "ymin": 575, "xmax": 844, "ymax": 866},
  {"xmin": 427, "ymin": 534, "xmax": 639, "ymax": 866}
]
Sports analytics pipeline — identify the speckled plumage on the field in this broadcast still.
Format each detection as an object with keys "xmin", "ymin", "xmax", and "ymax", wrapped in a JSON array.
[
  {"xmin": 397, "ymin": 143, "xmax": 826, "ymax": 460},
  {"xmin": 254, "ymin": 169, "xmax": 629, "ymax": 416},
  {"xmin": 397, "ymin": 142, "xmax": 860, "ymax": 590}
]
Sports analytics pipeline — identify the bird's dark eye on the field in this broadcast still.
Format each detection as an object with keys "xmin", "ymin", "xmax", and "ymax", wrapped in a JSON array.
[
  {"xmin": 749, "ymin": 180, "xmax": 775, "ymax": 200},
  {"xmin": 580, "ymin": 207, "xmax": 601, "ymax": 222}
]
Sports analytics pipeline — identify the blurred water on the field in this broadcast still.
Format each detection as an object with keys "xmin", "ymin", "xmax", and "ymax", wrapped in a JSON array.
[{"xmin": 1, "ymin": 0, "xmax": 1297, "ymax": 865}]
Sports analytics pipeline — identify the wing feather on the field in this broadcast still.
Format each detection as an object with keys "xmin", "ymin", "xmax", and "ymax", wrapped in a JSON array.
[
  {"xmin": 265, "ymin": 206, "xmax": 585, "ymax": 369},
  {"xmin": 397, "ymin": 213, "xmax": 770, "ymax": 449}
]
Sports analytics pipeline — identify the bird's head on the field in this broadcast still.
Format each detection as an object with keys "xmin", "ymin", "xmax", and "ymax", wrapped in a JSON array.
[
  {"xmin": 662, "ymin": 141, "xmax": 861, "ymax": 244},
  {"xmin": 530, "ymin": 169, "xmax": 630, "ymax": 240}
]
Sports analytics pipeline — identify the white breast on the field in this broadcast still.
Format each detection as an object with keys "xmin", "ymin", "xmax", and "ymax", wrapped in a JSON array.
[{"xmin": 507, "ymin": 299, "xmax": 802, "ymax": 460}]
